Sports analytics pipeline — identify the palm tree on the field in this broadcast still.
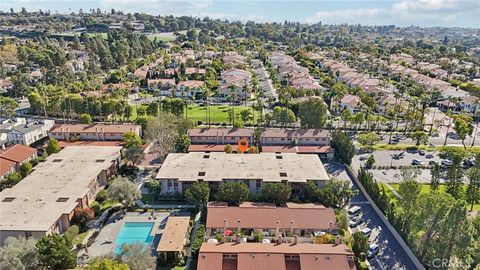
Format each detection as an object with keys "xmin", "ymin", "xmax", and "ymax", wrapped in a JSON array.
[{"xmin": 201, "ymin": 85, "xmax": 212, "ymax": 127}]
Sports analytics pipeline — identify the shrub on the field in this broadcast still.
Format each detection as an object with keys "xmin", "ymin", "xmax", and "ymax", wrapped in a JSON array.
[
  {"xmin": 96, "ymin": 190, "xmax": 107, "ymax": 203},
  {"xmin": 90, "ymin": 201, "xmax": 101, "ymax": 216},
  {"xmin": 64, "ymin": 225, "xmax": 80, "ymax": 241},
  {"xmin": 191, "ymin": 225, "xmax": 205, "ymax": 258},
  {"xmin": 253, "ymin": 231, "xmax": 264, "ymax": 243},
  {"xmin": 73, "ymin": 208, "xmax": 94, "ymax": 231}
]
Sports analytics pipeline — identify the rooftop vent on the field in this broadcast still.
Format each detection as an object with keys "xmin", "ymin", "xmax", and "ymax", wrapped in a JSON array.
[
  {"xmin": 95, "ymin": 159, "xmax": 105, "ymax": 163},
  {"xmin": 279, "ymin": 172, "xmax": 287, "ymax": 177},
  {"xmin": 56, "ymin": 197, "xmax": 69, "ymax": 202},
  {"xmin": 276, "ymin": 155, "xmax": 283, "ymax": 159},
  {"xmin": 198, "ymin": 171, "xmax": 206, "ymax": 176},
  {"xmin": 52, "ymin": 159, "xmax": 62, "ymax": 163},
  {"xmin": 203, "ymin": 155, "xmax": 210, "ymax": 159},
  {"xmin": 2, "ymin": 197, "xmax": 15, "ymax": 202}
]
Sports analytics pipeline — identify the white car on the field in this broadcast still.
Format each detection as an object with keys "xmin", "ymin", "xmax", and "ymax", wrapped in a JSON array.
[
  {"xmin": 367, "ymin": 244, "xmax": 380, "ymax": 259},
  {"xmin": 349, "ymin": 216, "xmax": 363, "ymax": 228},
  {"xmin": 361, "ymin": 227, "xmax": 372, "ymax": 237}
]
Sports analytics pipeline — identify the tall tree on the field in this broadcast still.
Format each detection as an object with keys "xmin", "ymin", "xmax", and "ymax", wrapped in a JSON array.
[
  {"xmin": 216, "ymin": 182, "xmax": 249, "ymax": 206},
  {"xmin": 36, "ymin": 235, "xmax": 76, "ymax": 269},
  {"xmin": 106, "ymin": 177, "xmax": 141, "ymax": 208},
  {"xmin": 185, "ymin": 182, "xmax": 210, "ymax": 208},
  {"xmin": 261, "ymin": 183, "xmax": 291, "ymax": 206},
  {"xmin": 466, "ymin": 167, "xmax": 480, "ymax": 211},
  {"xmin": 298, "ymin": 98, "xmax": 328, "ymax": 128},
  {"xmin": 0, "ymin": 237, "xmax": 38, "ymax": 270},
  {"xmin": 330, "ymin": 131, "xmax": 355, "ymax": 165}
]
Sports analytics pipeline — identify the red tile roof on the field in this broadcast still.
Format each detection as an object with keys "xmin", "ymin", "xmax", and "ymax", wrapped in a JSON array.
[
  {"xmin": 188, "ymin": 144, "xmax": 226, "ymax": 152},
  {"xmin": 0, "ymin": 144, "xmax": 37, "ymax": 163},
  {"xmin": 0, "ymin": 158, "xmax": 16, "ymax": 177},
  {"xmin": 206, "ymin": 202, "xmax": 336, "ymax": 231},
  {"xmin": 49, "ymin": 124, "xmax": 140, "ymax": 134},
  {"xmin": 262, "ymin": 146, "xmax": 333, "ymax": 154},
  {"xmin": 198, "ymin": 243, "xmax": 355, "ymax": 270}
]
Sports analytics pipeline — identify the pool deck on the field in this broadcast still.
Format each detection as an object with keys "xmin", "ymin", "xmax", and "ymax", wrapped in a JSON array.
[{"xmin": 84, "ymin": 211, "xmax": 170, "ymax": 258}]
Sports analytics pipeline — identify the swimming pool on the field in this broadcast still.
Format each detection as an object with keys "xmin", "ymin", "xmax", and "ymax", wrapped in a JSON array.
[{"xmin": 114, "ymin": 222, "xmax": 154, "ymax": 254}]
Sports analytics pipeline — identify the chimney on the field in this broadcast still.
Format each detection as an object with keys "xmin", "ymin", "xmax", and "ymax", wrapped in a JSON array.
[
  {"xmin": 223, "ymin": 219, "xmax": 227, "ymax": 231},
  {"xmin": 236, "ymin": 233, "xmax": 241, "ymax": 243},
  {"xmin": 293, "ymin": 235, "xmax": 298, "ymax": 245},
  {"xmin": 328, "ymin": 222, "xmax": 333, "ymax": 233},
  {"xmin": 237, "ymin": 219, "xmax": 241, "ymax": 234},
  {"xmin": 290, "ymin": 221, "xmax": 294, "ymax": 235},
  {"xmin": 335, "ymin": 235, "xmax": 341, "ymax": 245},
  {"xmin": 275, "ymin": 220, "xmax": 280, "ymax": 239}
]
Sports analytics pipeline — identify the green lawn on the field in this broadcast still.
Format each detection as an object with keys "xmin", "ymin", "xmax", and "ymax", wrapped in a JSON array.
[
  {"xmin": 385, "ymin": 183, "xmax": 480, "ymax": 211},
  {"xmin": 146, "ymin": 33, "xmax": 176, "ymax": 42},
  {"xmin": 186, "ymin": 104, "xmax": 260, "ymax": 124},
  {"xmin": 73, "ymin": 231, "xmax": 89, "ymax": 246},
  {"xmin": 157, "ymin": 267, "xmax": 185, "ymax": 270}
]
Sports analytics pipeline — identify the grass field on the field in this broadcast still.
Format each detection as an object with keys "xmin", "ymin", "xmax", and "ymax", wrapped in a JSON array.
[
  {"xmin": 146, "ymin": 33, "xmax": 176, "ymax": 42},
  {"xmin": 126, "ymin": 104, "xmax": 260, "ymax": 125},
  {"xmin": 186, "ymin": 104, "xmax": 260, "ymax": 124},
  {"xmin": 382, "ymin": 182, "xmax": 480, "ymax": 211}
]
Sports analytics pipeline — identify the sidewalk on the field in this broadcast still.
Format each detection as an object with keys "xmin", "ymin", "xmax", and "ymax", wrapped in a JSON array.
[{"xmin": 136, "ymin": 200, "xmax": 195, "ymax": 209}]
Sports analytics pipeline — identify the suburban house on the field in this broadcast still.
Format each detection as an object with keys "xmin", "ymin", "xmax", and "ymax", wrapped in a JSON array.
[
  {"xmin": 5, "ymin": 119, "xmax": 54, "ymax": 146},
  {"xmin": 0, "ymin": 144, "xmax": 37, "ymax": 179},
  {"xmin": 218, "ymin": 68, "xmax": 252, "ymax": 101},
  {"xmin": 0, "ymin": 146, "xmax": 122, "ymax": 245},
  {"xmin": 176, "ymin": 80, "xmax": 204, "ymax": 98},
  {"xmin": 205, "ymin": 201, "xmax": 338, "ymax": 239},
  {"xmin": 197, "ymin": 242, "xmax": 356, "ymax": 270},
  {"xmin": 340, "ymin": 94, "xmax": 363, "ymax": 113},
  {"xmin": 147, "ymin": 78, "xmax": 175, "ymax": 93},
  {"xmin": 156, "ymin": 152, "xmax": 329, "ymax": 196},
  {"xmin": 156, "ymin": 216, "xmax": 190, "ymax": 262},
  {"xmin": 48, "ymin": 124, "xmax": 142, "ymax": 142}
]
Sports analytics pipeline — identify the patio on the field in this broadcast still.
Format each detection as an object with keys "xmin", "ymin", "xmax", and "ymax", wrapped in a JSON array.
[{"xmin": 79, "ymin": 211, "xmax": 170, "ymax": 260}]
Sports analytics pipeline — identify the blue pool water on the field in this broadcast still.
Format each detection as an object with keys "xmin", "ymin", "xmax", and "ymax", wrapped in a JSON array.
[{"xmin": 114, "ymin": 222, "xmax": 154, "ymax": 254}]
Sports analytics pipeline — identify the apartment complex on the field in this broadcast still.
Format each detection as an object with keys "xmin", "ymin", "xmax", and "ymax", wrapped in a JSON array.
[
  {"xmin": 0, "ymin": 144, "xmax": 37, "ymax": 179},
  {"xmin": 48, "ymin": 124, "xmax": 142, "ymax": 141},
  {"xmin": 205, "ymin": 202, "xmax": 338, "ymax": 239},
  {"xmin": 156, "ymin": 152, "xmax": 329, "ymax": 195},
  {"xmin": 187, "ymin": 128, "xmax": 333, "ymax": 159},
  {"xmin": 197, "ymin": 243, "xmax": 356, "ymax": 270},
  {"xmin": 0, "ymin": 146, "xmax": 122, "ymax": 245}
]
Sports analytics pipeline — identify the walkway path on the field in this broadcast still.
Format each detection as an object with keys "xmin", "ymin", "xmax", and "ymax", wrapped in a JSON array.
[{"xmin": 136, "ymin": 200, "xmax": 195, "ymax": 209}]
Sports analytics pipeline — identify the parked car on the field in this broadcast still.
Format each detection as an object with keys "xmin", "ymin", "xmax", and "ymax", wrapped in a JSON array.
[
  {"xmin": 349, "ymin": 216, "xmax": 363, "ymax": 228},
  {"xmin": 429, "ymin": 160, "xmax": 438, "ymax": 166},
  {"xmin": 359, "ymin": 156, "xmax": 367, "ymax": 161},
  {"xmin": 419, "ymin": 149, "xmax": 426, "ymax": 155},
  {"xmin": 367, "ymin": 244, "xmax": 380, "ymax": 259},
  {"xmin": 441, "ymin": 159, "xmax": 453, "ymax": 167},
  {"xmin": 412, "ymin": 159, "xmax": 425, "ymax": 166},
  {"xmin": 463, "ymin": 158, "xmax": 476, "ymax": 167},
  {"xmin": 407, "ymin": 148, "xmax": 418, "ymax": 154},
  {"xmin": 426, "ymin": 154, "xmax": 434, "ymax": 159},
  {"xmin": 361, "ymin": 227, "xmax": 372, "ymax": 237},
  {"xmin": 348, "ymin": 206, "xmax": 361, "ymax": 217}
]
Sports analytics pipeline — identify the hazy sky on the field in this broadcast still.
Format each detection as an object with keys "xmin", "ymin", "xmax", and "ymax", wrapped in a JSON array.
[{"xmin": 1, "ymin": 0, "xmax": 479, "ymax": 28}]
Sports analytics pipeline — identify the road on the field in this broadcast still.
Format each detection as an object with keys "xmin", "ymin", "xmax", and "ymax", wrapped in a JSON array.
[{"xmin": 326, "ymin": 163, "xmax": 420, "ymax": 270}]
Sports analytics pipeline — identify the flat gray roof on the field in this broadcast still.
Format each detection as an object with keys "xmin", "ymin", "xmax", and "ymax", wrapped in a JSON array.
[
  {"xmin": 156, "ymin": 152, "xmax": 329, "ymax": 182},
  {"xmin": 0, "ymin": 146, "xmax": 122, "ymax": 232}
]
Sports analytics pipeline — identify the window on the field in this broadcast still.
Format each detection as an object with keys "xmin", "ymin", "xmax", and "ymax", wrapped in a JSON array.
[
  {"xmin": 2, "ymin": 197, "xmax": 15, "ymax": 202},
  {"xmin": 279, "ymin": 172, "xmax": 287, "ymax": 177},
  {"xmin": 198, "ymin": 172, "xmax": 206, "ymax": 176},
  {"xmin": 56, "ymin": 197, "xmax": 69, "ymax": 202}
]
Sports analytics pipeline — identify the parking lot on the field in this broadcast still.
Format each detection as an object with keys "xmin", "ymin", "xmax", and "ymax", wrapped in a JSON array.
[{"xmin": 325, "ymin": 163, "xmax": 417, "ymax": 270}]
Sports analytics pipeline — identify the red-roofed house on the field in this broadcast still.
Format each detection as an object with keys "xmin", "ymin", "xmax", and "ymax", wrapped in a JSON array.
[{"xmin": 0, "ymin": 144, "xmax": 37, "ymax": 179}]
